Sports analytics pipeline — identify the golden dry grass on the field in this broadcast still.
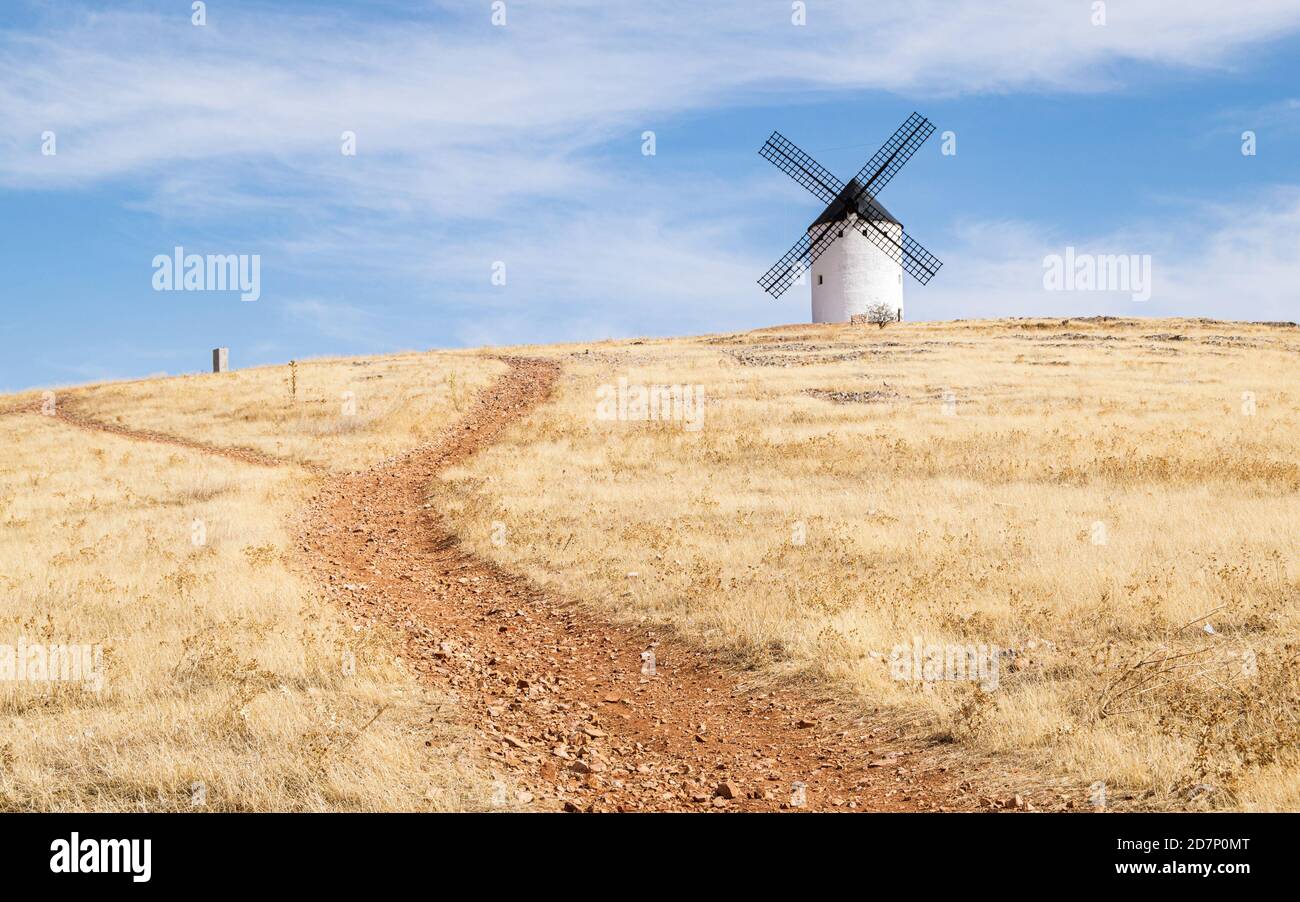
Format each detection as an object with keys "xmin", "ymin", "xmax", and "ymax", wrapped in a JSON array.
[
  {"xmin": 3, "ymin": 317, "xmax": 1296, "ymax": 812},
  {"xmin": 432, "ymin": 317, "xmax": 1300, "ymax": 811},
  {"xmin": 0, "ymin": 389, "xmax": 509, "ymax": 811},
  {"xmin": 62, "ymin": 350, "xmax": 505, "ymax": 472}
]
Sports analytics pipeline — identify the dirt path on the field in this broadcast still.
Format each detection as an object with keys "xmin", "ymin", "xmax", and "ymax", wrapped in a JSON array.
[
  {"xmin": 0, "ymin": 402, "xmax": 38, "ymax": 418},
  {"xmin": 42, "ymin": 400, "xmax": 324, "ymax": 472},
  {"xmin": 17, "ymin": 359, "xmax": 982, "ymax": 812},
  {"xmin": 296, "ymin": 356, "xmax": 974, "ymax": 812}
]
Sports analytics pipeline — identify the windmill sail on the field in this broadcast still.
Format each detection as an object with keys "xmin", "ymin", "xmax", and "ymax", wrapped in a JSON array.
[
  {"xmin": 850, "ymin": 112, "xmax": 935, "ymax": 199},
  {"xmin": 756, "ymin": 113, "xmax": 942, "ymax": 299},
  {"xmin": 759, "ymin": 132, "xmax": 844, "ymax": 205}
]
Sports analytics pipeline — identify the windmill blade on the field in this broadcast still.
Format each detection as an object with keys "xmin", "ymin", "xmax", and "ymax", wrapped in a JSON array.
[
  {"xmin": 758, "ymin": 131, "xmax": 844, "ymax": 206},
  {"xmin": 758, "ymin": 113, "xmax": 942, "ymax": 297},
  {"xmin": 757, "ymin": 232, "xmax": 815, "ymax": 299},
  {"xmin": 898, "ymin": 231, "xmax": 943, "ymax": 284},
  {"xmin": 850, "ymin": 112, "xmax": 935, "ymax": 200},
  {"xmin": 847, "ymin": 193, "xmax": 943, "ymax": 285}
]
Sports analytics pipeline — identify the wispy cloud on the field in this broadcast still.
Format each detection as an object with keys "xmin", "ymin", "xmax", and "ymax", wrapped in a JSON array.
[
  {"xmin": 283, "ymin": 298, "xmax": 393, "ymax": 347},
  {"xmin": 926, "ymin": 186, "xmax": 1300, "ymax": 323},
  {"xmin": 7, "ymin": 1, "xmax": 1300, "ymax": 192}
]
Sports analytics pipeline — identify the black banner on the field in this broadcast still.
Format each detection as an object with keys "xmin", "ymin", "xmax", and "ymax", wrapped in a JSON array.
[{"xmin": 0, "ymin": 812, "xmax": 1283, "ymax": 888}]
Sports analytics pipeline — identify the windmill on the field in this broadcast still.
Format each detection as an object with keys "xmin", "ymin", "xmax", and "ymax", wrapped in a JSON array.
[{"xmin": 757, "ymin": 112, "xmax": 942, "ymax": 323}]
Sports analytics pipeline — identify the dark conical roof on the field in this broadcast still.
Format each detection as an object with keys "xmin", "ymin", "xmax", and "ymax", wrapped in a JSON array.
[{"xmin": 808, "ymin": 178, "xmax": 901, "ymax": 230}]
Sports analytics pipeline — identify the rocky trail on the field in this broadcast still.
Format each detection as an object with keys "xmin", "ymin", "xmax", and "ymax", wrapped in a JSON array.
[
  {"xmin": 296, "ymin": 357, "xmax": 976, "ymax": 812},
  {"xmin": 19, "ymin": 397, "xmax": 323, "ymax": 472},
  {"xmin": 17, "ymin": 358, "xmax": 991, "ymax": 812}
]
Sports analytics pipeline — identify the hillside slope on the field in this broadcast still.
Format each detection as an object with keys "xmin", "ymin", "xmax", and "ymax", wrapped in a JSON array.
[
  {"xmin": 3, "ymin": 319, "xmax": 1296, "ymax": 811},
  {"xmin": 434, "ymin": 317, "xmax": 1299, "ymax": 810}
]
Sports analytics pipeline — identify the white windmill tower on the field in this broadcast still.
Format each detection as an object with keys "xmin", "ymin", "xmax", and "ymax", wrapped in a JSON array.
[
  {"xmin": 757, "ymin": 114, "xmax": 942, "ymax": 322},
  {"xmin": 807, "ymin": 180, "xmax": 904, "ymax": 323}
]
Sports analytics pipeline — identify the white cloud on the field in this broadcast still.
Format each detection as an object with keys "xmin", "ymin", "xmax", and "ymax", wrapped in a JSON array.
[
  {"xmin": 5, "ymin": 1, "xmax": 1300, "ymax": 189},
  {"xmin": 284, "ymin": 298, "xmax": 391, "ymax": 347},
  {"xmin": 922, "ymin": 186, "xmax": 1300, "ymax": 323}
]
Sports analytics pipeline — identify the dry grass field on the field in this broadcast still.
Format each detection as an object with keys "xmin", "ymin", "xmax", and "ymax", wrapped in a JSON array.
[
  {"xmin": 0, "ymin": 353, "xmax": 508, "ymax": 811},
  {"xmin": 433, "ymin": 317, "xmax": 1299, "ymax": 811},
  {"xmin": 62, "ymin": 351, "xmax": 504, "ymax": 472},
  {"xmin": 2, "ymin": 319, "xmax": 1296, "ymax": 811}
]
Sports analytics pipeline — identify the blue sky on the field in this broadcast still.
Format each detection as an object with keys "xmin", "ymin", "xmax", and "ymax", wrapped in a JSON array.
[{"xmin": 2, "ymin": 0, "xmax": 1299, "ymax": 390}]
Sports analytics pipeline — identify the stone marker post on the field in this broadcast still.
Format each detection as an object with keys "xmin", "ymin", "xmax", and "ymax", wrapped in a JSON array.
[{"xmin": 212, "ymin": 348, "xmax": 229, "ymax": 373}]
